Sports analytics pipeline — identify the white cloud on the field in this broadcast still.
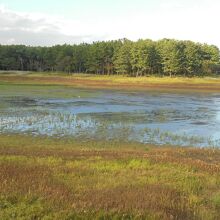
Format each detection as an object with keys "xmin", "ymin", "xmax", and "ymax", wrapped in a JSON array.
[
  {"xmin": 0, "ymin": 5, "xmax": 104, "ymax": 46},
  {"xmin": 0, "ymin": 1, "xmax": 220, "ymax": 48}
]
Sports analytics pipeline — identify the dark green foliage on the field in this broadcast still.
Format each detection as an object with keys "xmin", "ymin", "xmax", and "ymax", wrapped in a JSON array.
[
  {"xmin": 130, "ymin": 39, "xmax": 157, "ymax": 76},
  {"xmin": 0, "ymin": 38, "xmax": 219, "ymax": 76},
  {"xmin": 113, "ymin": 39, "xmax": 132, "ymax": 75}
]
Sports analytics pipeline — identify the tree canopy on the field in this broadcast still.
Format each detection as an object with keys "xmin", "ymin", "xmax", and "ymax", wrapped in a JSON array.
[{"xmin": 0, "ymin": 39, "xmax": 219, "ymax": 76}]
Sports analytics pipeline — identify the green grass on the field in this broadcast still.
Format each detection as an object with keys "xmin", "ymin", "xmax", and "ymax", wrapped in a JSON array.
[
  {"xmin": 0, "ymin": 135, "xmax": 219, "ymax": 219},
  {"xmin": 0, "ymin": 83, "xmax": 101, "ymax": 99}
]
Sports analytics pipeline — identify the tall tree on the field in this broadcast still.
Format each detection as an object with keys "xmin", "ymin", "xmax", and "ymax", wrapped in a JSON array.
[
  {"xmin": 157, "ymin": 39, "xmax": 184, "ymax": 77},
  {"xmin": 113, "ymin": 39, "xmax": 132, "ymax": 75},
  {"xmin": 0, "ymin": 38, "xmax": 219, "ymax": 76}
]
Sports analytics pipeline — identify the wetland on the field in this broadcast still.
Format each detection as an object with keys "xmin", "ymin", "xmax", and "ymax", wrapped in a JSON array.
[
  {"xmin": 0, "ymin": 78, "xmax": 220, "ymax": 219},
  {"xmin": 1, "ymin": 83, "xmax": 220, "ymax": 147}
]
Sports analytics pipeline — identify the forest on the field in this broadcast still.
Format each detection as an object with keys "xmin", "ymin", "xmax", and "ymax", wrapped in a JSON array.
[{"xmin": 0, "ymin": 38, "xmax": 219, "ymax": 77}]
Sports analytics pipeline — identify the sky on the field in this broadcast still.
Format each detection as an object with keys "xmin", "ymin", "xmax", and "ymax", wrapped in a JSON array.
[{"xmin": 0, "ymin": 0, "xmax": 219, "ymax": 47}]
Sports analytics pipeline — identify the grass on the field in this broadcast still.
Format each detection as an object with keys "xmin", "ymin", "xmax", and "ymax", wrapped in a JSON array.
[
  {"xmin": 0, "ymin": 135, "xmax": 219, "ymax": 219},
  {"xmin": 1, "ymin": 71, "xmax": 220, "ymax": 92},
  {"xmin": 0, "ymin": 83, "xmax": 101, "ymax": 99}
]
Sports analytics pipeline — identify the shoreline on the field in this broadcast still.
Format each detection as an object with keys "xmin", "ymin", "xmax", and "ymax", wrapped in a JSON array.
[{"xmin": 1, "ymin": 73, "xmax": 220, "ymax": 92}]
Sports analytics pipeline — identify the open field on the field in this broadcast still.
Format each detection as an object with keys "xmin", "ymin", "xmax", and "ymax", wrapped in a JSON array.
[
  {"xmin": 1, "ymin": 72, "xmax": 220, "ymax": 92},
  {"xmin": 0, "ymin": 135, "xmax": 219, "ymax": 219}
]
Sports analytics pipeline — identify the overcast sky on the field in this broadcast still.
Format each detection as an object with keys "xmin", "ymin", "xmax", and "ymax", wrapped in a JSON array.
[{"xmin": 0, "ymin": 0, "xmax": 219, "ymax": 47}]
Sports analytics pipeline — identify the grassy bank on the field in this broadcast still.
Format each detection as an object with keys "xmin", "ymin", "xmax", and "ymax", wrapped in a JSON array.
[
  {"xmin": 0, "ymin": 135, "xmax": 219, "ymax": 219},
  {"xmin": 1, "ymin": 72, "xmax": 220, "ymax": 92}
]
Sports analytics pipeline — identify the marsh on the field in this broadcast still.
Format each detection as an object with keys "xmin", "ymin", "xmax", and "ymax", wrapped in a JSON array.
[{"xmin": 1, "ymin": 84, "xmax": 220, "ymax": 147}]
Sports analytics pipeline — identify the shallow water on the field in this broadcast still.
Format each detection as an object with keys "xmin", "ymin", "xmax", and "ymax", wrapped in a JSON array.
[{"xmin": 1, "ymin": 85, "xmax": 220, "ymax": 147}]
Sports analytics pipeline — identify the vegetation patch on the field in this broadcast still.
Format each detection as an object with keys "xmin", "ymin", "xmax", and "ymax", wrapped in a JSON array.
[{"xmin": 0, "ymin": 135, "xmax": 219, "ymax": 219}]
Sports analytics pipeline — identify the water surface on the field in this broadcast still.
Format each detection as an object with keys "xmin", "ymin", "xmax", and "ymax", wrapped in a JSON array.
[{"xmin": 1, "ymin": 84, "xmax": 220, "ymax": 147}]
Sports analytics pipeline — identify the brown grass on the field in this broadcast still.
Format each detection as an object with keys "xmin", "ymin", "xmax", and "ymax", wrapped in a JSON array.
[{"xmin": 2, "ymin": 73, "xmax": 220, "ymax": 92}]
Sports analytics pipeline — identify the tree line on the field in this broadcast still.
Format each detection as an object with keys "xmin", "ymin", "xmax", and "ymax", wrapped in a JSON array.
[{"xmin": 0, "ymin": 38, "xmax": 219, "ymax": 77}]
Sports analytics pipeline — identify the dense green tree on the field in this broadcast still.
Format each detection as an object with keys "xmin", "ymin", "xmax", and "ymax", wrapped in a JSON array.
[
  {"xmin": 130, "ymin": 39, "xmax": 160, "ymax": 76},
  {"xmin": 157, "ymin": 39, "xmax": 184, "ymax": 77},
  {"xmin": 182, "ymin": 41, "xmax": 203, "ymax": 76},
  {"xmin": 113, "ymin": 39, "xmax": 132, "ymax": 75},
  {"xmin": 0, "ymin": 38, "xmax": 219, "ymax": 76},
  {"xmin": 200, "ymin": 44, "xmax": 220, "ymax": 75}
]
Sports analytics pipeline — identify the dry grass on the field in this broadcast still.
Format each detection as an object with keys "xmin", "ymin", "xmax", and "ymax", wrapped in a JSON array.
[
  {"xmin": 1, "ymin": 72, "xmax": 220, "ymax": 92},
  {"xmin": 0, "ymin": 135, "xmax": 219, "ymax": 219}
]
